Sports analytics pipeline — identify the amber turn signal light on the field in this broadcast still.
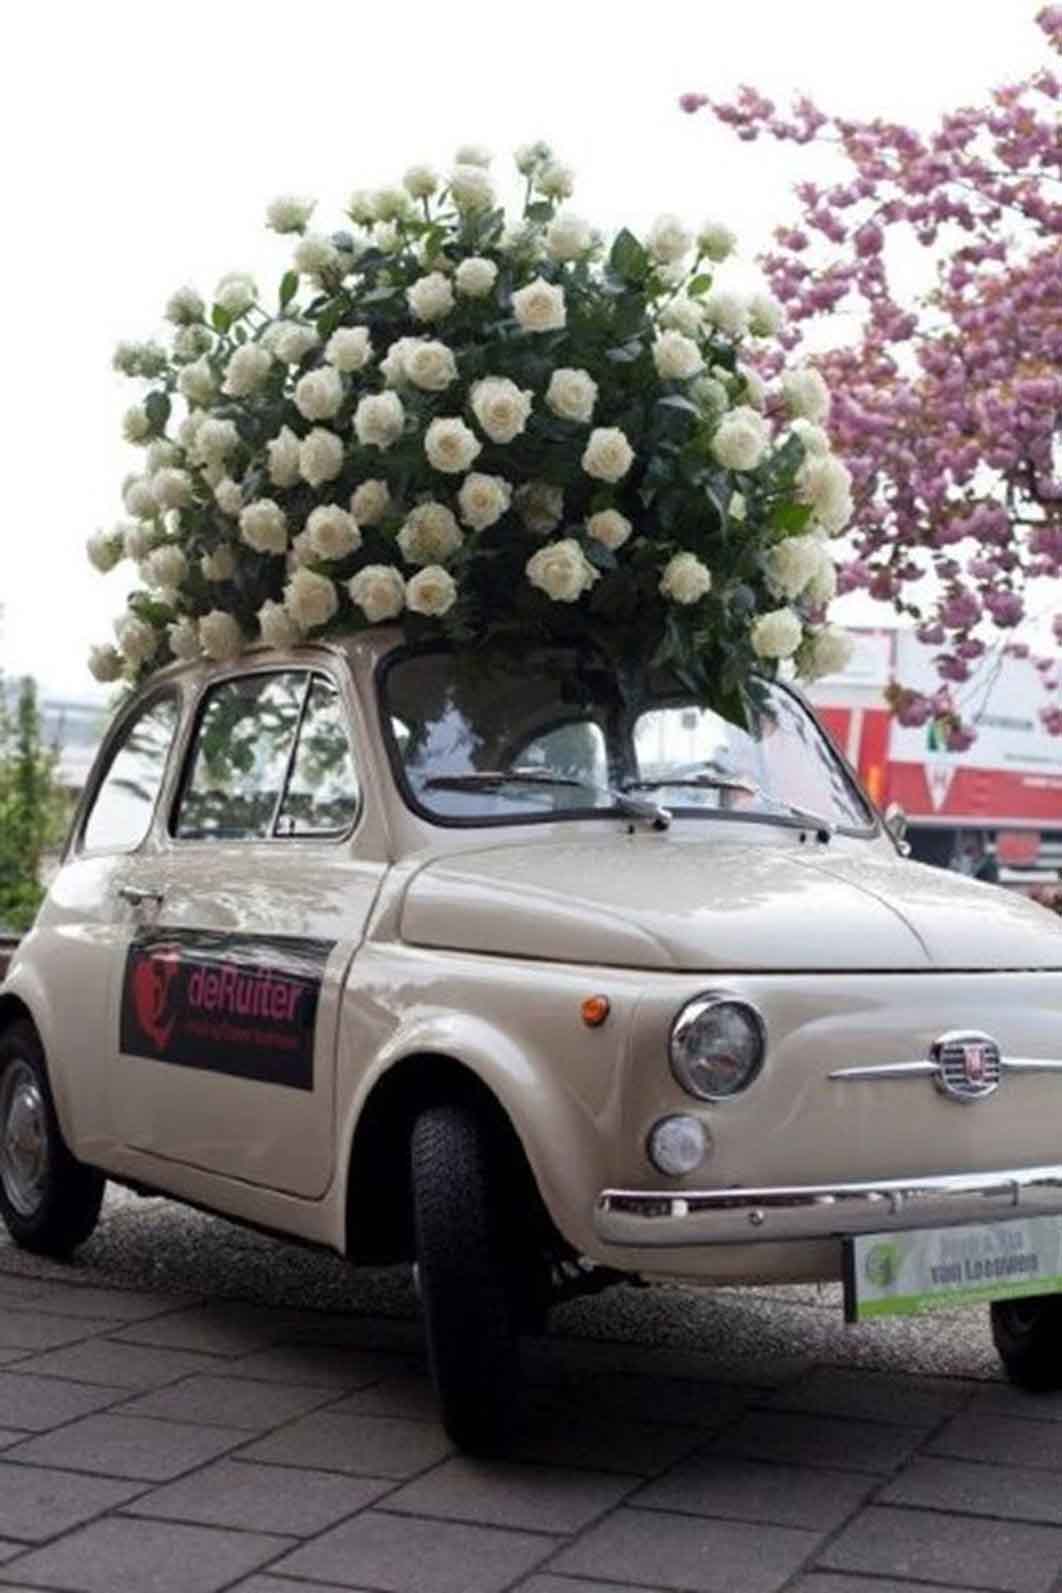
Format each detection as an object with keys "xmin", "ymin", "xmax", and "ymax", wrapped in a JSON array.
[{"xmin": 581, "ymin": 995, "xmax": 610, "ymax": 1027}]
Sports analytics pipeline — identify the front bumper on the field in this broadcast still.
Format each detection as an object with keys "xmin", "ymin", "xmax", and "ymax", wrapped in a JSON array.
[{"xmin": 595, "ymin": 1164, "xmax": 1062, "ymax": 1248}]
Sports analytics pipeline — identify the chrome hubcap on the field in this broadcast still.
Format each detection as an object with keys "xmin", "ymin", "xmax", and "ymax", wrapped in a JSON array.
[{"xmin": 0, "ymin": 1060, "xmax": 49, "ymax": 1218}]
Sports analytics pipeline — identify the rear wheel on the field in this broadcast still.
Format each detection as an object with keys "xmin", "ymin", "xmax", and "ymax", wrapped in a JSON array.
[
  {"xmin": 410, "ymin": 1100, "xmax": 522, "ymax": 1453},
  {"xmin": 0, "ymin": 1021, "xmax": 104, "ymax": 1256},
  {"xmin": 991, "ymin": 1295, "xmax": 1062, "ymax": 1390}
]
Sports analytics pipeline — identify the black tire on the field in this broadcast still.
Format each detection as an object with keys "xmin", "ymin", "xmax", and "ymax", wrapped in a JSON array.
[
  {"xmin": 411, "ymin": 1101, "xmax": 522, "ymax": 1452},
  {"xmin": 0, "ymin": 1020, "xmax": 105, "ymax": 1257},
  {"xmin": 990, "ymin": 1295, "xmax": 1062, "ymax": 1391}
]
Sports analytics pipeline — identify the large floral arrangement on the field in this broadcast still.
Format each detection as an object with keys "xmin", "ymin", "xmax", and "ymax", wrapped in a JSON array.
[{"xmin": 87, "ymin": 142, "xmax": 854, "ymax": 709}]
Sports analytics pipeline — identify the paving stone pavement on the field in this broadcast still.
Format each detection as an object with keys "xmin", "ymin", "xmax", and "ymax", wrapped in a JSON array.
[{"xmin": 2, "ymin": 1196, "xmax": 1062, "ymax": 1592}]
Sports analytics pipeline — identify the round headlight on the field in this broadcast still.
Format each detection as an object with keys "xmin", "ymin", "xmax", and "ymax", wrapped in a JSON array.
[{"xmin": 669, "ymin": 995, "xmax": 766, "ymax": 1101}]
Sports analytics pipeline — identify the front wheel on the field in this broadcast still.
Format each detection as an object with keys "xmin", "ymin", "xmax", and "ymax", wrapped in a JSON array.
[
  {"xmin": 990, "ymin": 1295, "xmax": 1062, "ymax": 1391},
  {"xmin": 0, "ymin": 1021, "xmax": 105, "ymax": 1257},
  {"xmin": 410, "ymin": 1101, "xmax": 522, "ymax": 1452}
]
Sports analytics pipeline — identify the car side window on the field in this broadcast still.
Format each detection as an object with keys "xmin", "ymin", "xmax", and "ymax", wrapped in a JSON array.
[
  {"xmin": 174, "ymin": 672, "xmax": 306, "ymax": 842},
  {"xmin": 81, "ymin": 694, "xmax": 180, "ymax": 854},
  {"xmin": 275, "ymin": 676, "xmax": 360, "ymax": 837}
]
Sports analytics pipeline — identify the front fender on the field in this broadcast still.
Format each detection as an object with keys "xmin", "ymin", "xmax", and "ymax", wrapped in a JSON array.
[{"xmin": 0, "ymin": 942, "xmax": 77, "ymax": 1145}]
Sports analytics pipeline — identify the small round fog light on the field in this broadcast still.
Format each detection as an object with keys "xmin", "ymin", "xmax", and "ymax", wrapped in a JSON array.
[{"xmin": 647, "ymin": 1114, "xmax": 708, "ymax": 1177}]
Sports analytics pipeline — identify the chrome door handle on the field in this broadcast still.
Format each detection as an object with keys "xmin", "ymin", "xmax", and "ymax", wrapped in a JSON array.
[{"xmin": 118, "ymin": 885, "xmax": 165, "ymax": 907}]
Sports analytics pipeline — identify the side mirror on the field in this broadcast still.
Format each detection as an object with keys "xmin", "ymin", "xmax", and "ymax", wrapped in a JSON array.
[{"xmin": 884, "ymin": 802, "xmax": 911, "ymax": 856}]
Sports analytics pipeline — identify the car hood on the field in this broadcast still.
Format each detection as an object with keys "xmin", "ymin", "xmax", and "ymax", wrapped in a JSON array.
[{"xmin": 399, "ymin": 832, "xmax": 1062, "ymax": 972}]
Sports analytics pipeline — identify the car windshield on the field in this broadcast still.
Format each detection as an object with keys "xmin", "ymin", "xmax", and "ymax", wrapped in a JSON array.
[{"xmin": 379, "ymin": 642, "xmax": 874, "ymax": 832}]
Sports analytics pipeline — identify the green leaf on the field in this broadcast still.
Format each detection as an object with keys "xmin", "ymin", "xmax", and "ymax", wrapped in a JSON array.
[
  {"xmin": 211, "ymin": 304, "xmax": 233, "ymax": 335},
  {"xmin": 605, "ymin": 341, "xmax": 644, "ymax": 364},
  {"xmin": 687, "ymin": 273, "xmax": 713, "ymax": 297},
  {"xmin": 584, "ymin": 540, "xmax": 617, "ymax": 572},
  {"xmin": 609, "ymin": 228, "xmax": 649, "ymax": 285},
  {"xmin": 525, "ymin": 201, "xmax": 554, "ymax": 223},
  {"xmin": 656, "ymin": 395, "xmax": 701, "ymax": 418},
  {"xmin": 279, "ymin": 271, "xmax": 298, "ymax": 309},
  {"xmin": 770, "ymin": 500, "xmax": 814, "ymax": 533},
  {"xmin": 143, "ymin": 391, "xmax": 171, "ymax": 432},
  {"xmin": 315, "ymin": 303, "xmax": 344, "ymax": 341}
]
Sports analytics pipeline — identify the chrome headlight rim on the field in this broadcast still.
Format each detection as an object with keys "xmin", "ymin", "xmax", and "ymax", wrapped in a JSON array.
[{"xmin": 669, "ymin": 991, "xmax": 767, "ymax": 1102}]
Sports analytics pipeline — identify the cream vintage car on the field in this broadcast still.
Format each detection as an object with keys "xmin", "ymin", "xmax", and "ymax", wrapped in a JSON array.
[{"xmin": 3, "ymin": 630, "xmax": 1062, "ymax": 1449}]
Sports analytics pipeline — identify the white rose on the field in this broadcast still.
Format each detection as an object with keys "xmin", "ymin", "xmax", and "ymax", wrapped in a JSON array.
[
  {"xmin": 470, "ymin": 377, "xmax": 533, "ymax": 443},
  {"xmin": 123, "ymin": 520, "xmax": 156, "ymax": 561},
  {"xmin": 424, "ymin": 416, "xmax": 482, "ymax": 473},
  {"xmin": 350, "ymin": 479, "xmax": 391, "ymax": 526},
  {"xmin": 115, "ymin": 613, "xmax": 158, "ymax": 666},
  {"xmin": 112, "ymin": 340, "xmax": 143, "ymax": 376},
  {"xmin": 406, "ymin": 272, "xmax": 455, "ymax": 323},
  {"xmin": 144, "ymin": 544, "xmax": 187, "ymax": 590},
  {"xmin": 660, "ymin": 551, "xmax": 712, "ymax": 605},
  {"xmin": 406, "ymin": 564, "xmax": 458, "ymax": 616},
  {"xmin": 293, "ymin": 232, "xmax": 341, "ymax": 279},
  {"xmin": 177, "ymin": 357, "xmax": 216, "ymax": 406},
  {"xmin": 526, "ymin": 538, "xmax": 598, "ymax": 603},
  {"xmin": 294, "ymin": 366, "xmax": 344, "ymax": 422},
  {"xmin": 658, "ymin": 297, "xmax": 705, "ymax": 337},
  {"xmin": 222, "ymin": 342, "xmax": 272, "ymax": 398},
  {"xmin": 214, "ymin": 272, "xmax": 256, "ymax": 316},
  {"xmin": 239, "ymin": 499, "xmax": 288, "ymax": 555},
  {"xmin": 692, "ymin": 376, "xmax": 729, "ymax": 419},
  {"xmin": 374, "ymin": 221, "xmax": 401, "ymax": 254},
  {"xmin": 653, "ymin": 330, "xmax": 704, "ymax": 381},
  {"xmin": 397, "ymin": 501, "xmax": 463, "ymax": 565},
  {"xmin": 214, "ymin": 477, "xmax": 243, "ymax": 517},
  {"xmin": 306, "ymin": 503, "xmax": 361, "ymax": 561},
  {"xmin": 751, "ymin": 607, "xmax": 803, "ymax": 660},
  {"xmin": 172, "ymin": 325, "xmax": 213, "ymax": 362},
  {"xmin": 535, "ymin": 160, "xmax": 575, "ymax": 199},
  {"xmin": 739, "ymin": 365, "xmax": 767, "ymax": 410},
  {"xmin": 122, "ymin": 404, "xmax": 151, "ymax": 445},
  {"xmin": 198, "ymin": 609, "xmax": 243, "ymax": 661},
  {"xmin": 546, "ymin": 368, "xmax": 597, "ymax": 424},
  {"xmin": 167, "ymin": 617, "xmax": 200, "ymax": 662},
  {"xmin": 267, "ymin": 321, "xmax": 320, "ymax": 365},
  {"xmin": 192, "ymin": 418, "xmax": 239, "ymax": 467},
  {"xmin": 123, "ymin": 476, "xmax": 158, "ymax": 521},
  {"xmin": 748, "ymin": 291, "xmax": 785, "ymax": 337},
  {"xmin": 325, "ymin": 326, "xmax": 373, "ymax": 373},
  {"xmin": 455, "ymin": 257, "xmax": 498, "ymax": 298},
  {"xmin": 783, "ymin": 366, "xmax": 831, "ymax": 424},
  {"xmin": 373, "ymin": 186, "xmax": 415, "ymax": 222},
  {"xmin": 348, "ymin": 564, "xmax": 406, "ymax": 623},
  {"xmin": 165, "ymin": 285, "xmax": 205, "ymax": 325},
  {"xmin": 449, "ymin": 164, "xmax": 495, "ymax": 211},
  {"xmin": 266, "ymin": 426, "xmax": 302, "ymax": 488},
  {"xmin": 647, "ymin": 214, "xmax": 692, "ymax": 264},
  {"xmin": 712, "ymin": 406, "xmax": 770, "ymax": 472},
  {"xmin": 403, "ymin": 339, "xmax": 458, "ymax": 392},
  {"xmin": 797, "ymin": 453, "xmax": 853, "ymax": 534},
  {"xmin": 87, "ymin": 528, "xmax": 124, "ymax": 572},
  {"xmin": 546, "ymin": 212, "xmax": 592, "ymax": 262},
  {"xmin": 151, "ymin": 468, "xmax": 192, "ymax": 510},
  {"xmin": 512, "ymin": 276, "xmax": 566, "ymax": 334},
  {"xmin": 266, "ymin": 194, "xmax": 316, "ymax": 234},
  {"xmin": 458, "ymin": 473, "xmax": 512, "ymax": 531},
  {"xmin": 586, "ymin": 509, "xmax": 632, "ymax": 551},
  {"xmin": 379, "ymin": 336, "xmax": 418, "ymax": 388},
  {"xmin": 257, "ymin": 599, "xmax": 302, "ymax": 648},
  {"xmin": 697, "ymin": 219, "xmax": 737, "ymax": 262},
  {"xmin": 347, "ymin": 190, "xmax": 377, "ymax": 225},
  {"xmin": 582, "ymin": 426, "xmax": 634, "ymax": 483},
  {"xmin": 201, "ymin": 545, "xmax": 236, "ymax": 581},
  {"xmin": 403, "ymin": 163, "xmax": 439, "ymax": 199},
  {"xmin": 515, "ymin": 481, "xmax": 564, "ymax": 535},
  {"xmin": 798, "ymin": 625, "xmax": 852, "ymax": 681},
  {"xmin": 145, "ymin": 441, "xmax": 178, "ymax": 475},
  {"xmin": 88, "ymin": 643, "xmax": 124, "ymax": 682},
  {"xmin": 766, "ymin": 534, "xmax": 824, "ymax": 599},
  {"xmin": 284, "ymin": 567, "xmax": 339, "ymax": 630},
  {"xmin": 299, "ymin": 427, "xmax": 345, "ymax": 487},
  {"xmin": 455, "ymin": 142, "xmax": 492, "ymax": 167},
  {"xmin": 703, "ymin": 288, "xmax": 749, "ymax": 339},
  {"xmin": 354, "ymin": 391, "xmax": 405, "ymax": 451},
  {"xmin": 515, "ymin": 140, "xmax": 551, "ymax": 176},
  {"xmin": 806, "ymin": 550, "xmax": 838, "ymax": 606},
  {"xmin": 790, "ymin": 417, "xmax": 831, "ymax": 457}
]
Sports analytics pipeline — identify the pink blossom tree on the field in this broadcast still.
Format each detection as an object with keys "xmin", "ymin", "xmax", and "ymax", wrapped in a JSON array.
[{"xmin": 682, "ymin": 6, "xmax": 1062, "ymax": 742}]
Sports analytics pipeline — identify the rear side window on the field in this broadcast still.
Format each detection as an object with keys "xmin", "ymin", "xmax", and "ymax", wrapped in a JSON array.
[
  {"xmin": 275, "ymin": 677, "xmax": 360, "ymax": 836},
  {"xmin": 81, "ymin": 695, "xmax": 179, "ymax": 854}
]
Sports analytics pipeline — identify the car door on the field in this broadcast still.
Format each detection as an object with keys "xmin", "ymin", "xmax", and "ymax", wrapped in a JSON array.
[{"xmin": 110, "ymin": 663, "xmax": 386, "ymax": 1199}]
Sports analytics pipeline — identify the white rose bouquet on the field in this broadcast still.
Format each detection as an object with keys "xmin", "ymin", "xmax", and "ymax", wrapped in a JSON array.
[{"xmin": 90, "ymin": 141, "xmax": 853, "ymax": 706}]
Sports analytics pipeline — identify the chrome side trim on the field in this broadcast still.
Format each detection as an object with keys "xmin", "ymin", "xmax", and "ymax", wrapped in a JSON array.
[
  {"xmin": 1002, "ymin": 1059, "xmax": 1062, "ymax": 1075},
  {"xmin": 594, "ymin": 1164, "xmax": 1062, "ymax": 1247},
  {"xmin": 830, "ymin": 1057, "xmax": 1062, "ymax": 1082}
]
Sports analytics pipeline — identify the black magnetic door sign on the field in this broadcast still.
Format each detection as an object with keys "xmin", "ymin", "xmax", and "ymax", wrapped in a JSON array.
[{"xmin": 120, "ymin": 930, "xmax": 336, "ymax": 1090}]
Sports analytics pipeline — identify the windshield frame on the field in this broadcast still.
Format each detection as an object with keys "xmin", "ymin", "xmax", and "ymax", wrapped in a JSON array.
[{"xmin": 375, "ymin": 641, "xmax": 879, "ymax": 839}]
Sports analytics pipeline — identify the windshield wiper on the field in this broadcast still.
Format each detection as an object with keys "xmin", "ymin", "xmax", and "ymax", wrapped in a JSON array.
[
  {"xmin": 419, "ymin": 770, "xmax": 671, "ymax": 831},
  {"xmin": 622, "ymin": 768, "xmax": 834, "ymax": 841}
]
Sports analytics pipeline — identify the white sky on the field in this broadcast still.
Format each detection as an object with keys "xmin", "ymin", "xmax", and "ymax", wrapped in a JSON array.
[{"xmin": 0, "ymin": 0, "xmax": 1051, "ymax": 700}]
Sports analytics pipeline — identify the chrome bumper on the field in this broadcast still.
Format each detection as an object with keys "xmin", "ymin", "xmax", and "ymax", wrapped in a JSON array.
[{"xmin": 595, "ymin": 1164, "xmax": 1062, "ymax": 1248}]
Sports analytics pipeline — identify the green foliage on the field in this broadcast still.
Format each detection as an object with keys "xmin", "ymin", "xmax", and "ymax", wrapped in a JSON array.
[{"xmin": 0, "ymin": 678, "xmax": 70, "ymax": 934}]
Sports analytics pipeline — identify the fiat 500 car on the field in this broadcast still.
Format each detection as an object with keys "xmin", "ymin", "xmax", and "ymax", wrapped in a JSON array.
[{"xmin": 3, "ymin": 630, "xmax": 1062, "ymax": 1450}]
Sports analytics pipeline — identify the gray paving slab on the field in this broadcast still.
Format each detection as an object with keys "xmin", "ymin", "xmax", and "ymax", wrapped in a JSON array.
[
  {"xmin": 2, "ymin": 1283, "xmax": 197, "ymax": 1321},
  {"xmin": 0, "ymin": 1463, "xmax": 145, "ymax": 1542},
  {"xmin": 112, "ymin": 1305, "xmax": 297, "ymax": 1356},
  {"xmin": 0, "ymin": 1356, "xmax": 24, "ymax": 1369},
  {"xmin": 272, "ymin": 1510, "xmax": 558, "ymax": 1593},
  {"xmin": 116, "ymin": 1372, "xmax": 338, "ymax": 1430},
  {"xmin": 331, "ymin": 1371, "xmax": 441, "ymax": 1422},
  {"xmin": 765, "ymin": 1366, "xmax": 976, "ymax": 1427},
  {"xmin": 0, "ymin": 1516, "xmax": 293, "ymax": 1593},
  {"xmin": 533, "ymin": 1371, "xmax": 753, "ymax": 1430},
  {"xmin": 518, "ymin": 1580, "xmax": 653, "ymax": 1593},
  {"xmin": 123, "ymin": 1457, "xmax": 388, "ymax": 1535},
  {"xmin": 0, "ymin": 1433, "xmax": 20, "ymax": 1449},
  {"xmin": 0, "ymin": 1311, "xmax": 118, "ymax": 1352},
  {"xmin": 635, "ymin": 1454, "xmax": 874, "ymax": 1529},
  {"xmin": 819, "ymin": 1504, "xmax": 1062, "ymax": 1593},
  {"xmin": 0, "ymin": 1546, "xmax": 21, "ymax": 1567},
  {"xmin": 0, "ymin": 1373, "xmax": 123, "ymax": 1432},
  {"xmin": 929, "ymin": 1407, "xmax": 1062, "ymax": 1469},
  {"xmin": 220, "ymin": 1344, "xmax": 399, "ymax": 1389},
  {"xmin": 792, "ymin": 1580, "xmax": 986, "ymax": 1593},
  {"xmin": 241, "ymin": 1409, "xmax": 451, "ymax": 1478},
  {"xmin": 968, "ymin": 1382, "xmax": 1062, "ymax": 1422},
  {"xmin": 713, "ymin": 1410, "xmax": 924, "ymax": 1473},
  {"xmin": 228, "ymin": 1579, "xmax": 375, "ymax": 1593},
  {"xmin": 5, "ymin": 1413, "xmax": 248, "ymax": 1481},
  {"xmin": 505, "ymin": 1410, "xmax": 703, "ymax": 1476},
  {"xmin": 385, "ymin": 1455, "xmax": 639, "ymax": 1534},
  {"xmin": 11, "ymin": 1339, "xmax": 224, "ymax": 1391},
  {"xmin": 551, "ymin": 1504, "xmax": 822, "ymax": 1593},
  {"xmin": 880, "ymin": 1454, "xmax": 1062, "ymax": 1524}
]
